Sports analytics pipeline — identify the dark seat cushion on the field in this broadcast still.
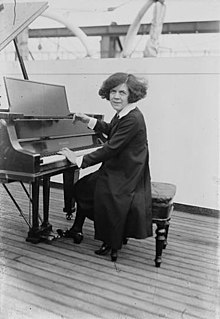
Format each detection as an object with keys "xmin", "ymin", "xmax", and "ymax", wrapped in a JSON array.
[{"xmin": 151, "ymin": 182, "xmax": 176, "ymax": 205}]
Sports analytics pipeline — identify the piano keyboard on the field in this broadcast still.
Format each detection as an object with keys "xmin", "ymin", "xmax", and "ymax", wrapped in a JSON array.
[{"xmin": 40, "ymin": 147, "xmax": 100, "ymax": 165}]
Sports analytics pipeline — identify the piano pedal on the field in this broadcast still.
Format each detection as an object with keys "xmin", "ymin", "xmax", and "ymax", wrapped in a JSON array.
[
  {"xmin": 45, "ymin": 235, "xmax": 57, "ymax": 244},
  {"xmin": 41, "ymin": 231, "xmax": 59, "ymax": 243},
  {"xmin": 57, "ymin": 228, "xmax": 65, "ymax": 237},
  {"xmin": 63, "ymin": 205, "xmax": 76, "ymax": 220},
  {"xmin": 66, "ymin": 213, "xmax": 73, "ymax": 220}
]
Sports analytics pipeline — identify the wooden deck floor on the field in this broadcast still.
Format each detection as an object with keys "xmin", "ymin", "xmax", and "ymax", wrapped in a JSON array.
[{"xmin": 0, "ymin": 183, "xmax": 219, "ymax": 319}]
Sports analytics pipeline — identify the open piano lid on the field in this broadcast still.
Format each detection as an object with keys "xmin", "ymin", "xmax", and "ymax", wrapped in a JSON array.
[{"xmin": 0, "ymin": 1, "xmax": 48, "ymax": 52}]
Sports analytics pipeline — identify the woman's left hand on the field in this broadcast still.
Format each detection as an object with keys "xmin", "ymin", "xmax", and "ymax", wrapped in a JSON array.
[{"xmin": 58, "ymin": 147, "xmax": 77, "ymax": 164}]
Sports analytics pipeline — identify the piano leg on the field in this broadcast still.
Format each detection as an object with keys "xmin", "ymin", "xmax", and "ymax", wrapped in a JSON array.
[
  {"xmin": 42, "ymin": 177, "xmax": 51, "ymax": 227},
  {"xmin": 63, "ymin": 167, "xmax": 79, "ymax": 220},
  {"xmin": 41, "ymin": 177, "xmax": 58, "ymax": 242},
  {"xmin": 26, "ymin": 177, "xmax": 55, "ymax": 243},
  {"xmin": 26, "ymin": 178, "xmax": 41, "ymax": 243}
]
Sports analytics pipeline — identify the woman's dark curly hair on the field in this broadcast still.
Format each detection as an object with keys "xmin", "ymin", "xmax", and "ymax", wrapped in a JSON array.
[{"xmin": 98, "ymin": 72, "xmax": 148, "ymax": 103}]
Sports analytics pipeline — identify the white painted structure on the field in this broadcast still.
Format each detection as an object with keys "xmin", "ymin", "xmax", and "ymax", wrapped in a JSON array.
[
  {"xmin": 0, "ymin": 56, "xmax": 219, "ymax": 210},
  {"xmin": 41, "ymin": 10, "xmax": 94, "ymax": 57}
]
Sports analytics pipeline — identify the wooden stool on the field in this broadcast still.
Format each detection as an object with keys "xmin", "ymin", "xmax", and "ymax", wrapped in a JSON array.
[{"xmin": 151, "ymin": 182, "xmax": 176, "ymax": 267}]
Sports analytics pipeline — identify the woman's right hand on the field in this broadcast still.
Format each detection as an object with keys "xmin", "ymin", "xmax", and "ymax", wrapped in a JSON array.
[
  {"xmin": 73, "ymin": 113, "xmax": 91, "ymax": 124},
  {"xmin": 57, "ymin": 147, "xmax": 77, "ymax": 164}
]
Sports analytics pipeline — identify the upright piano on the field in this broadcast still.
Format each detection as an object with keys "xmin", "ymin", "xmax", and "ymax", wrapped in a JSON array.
[{"xmin": 0, "ymin": 2, "xmax": 104, "ymax": 243}]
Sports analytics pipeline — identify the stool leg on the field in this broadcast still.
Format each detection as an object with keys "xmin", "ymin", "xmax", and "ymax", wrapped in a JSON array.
[
  {"xmin": 163, "ymin": 220, "xmax": 170, "ymax": 249},
  {"xmin": 155, "ymin": 222, "xmax": 166, "ymax": 267}
]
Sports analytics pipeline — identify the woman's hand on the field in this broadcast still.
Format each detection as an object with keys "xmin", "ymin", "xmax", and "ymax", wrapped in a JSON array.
[
  {"xmin": 73, "ymin": 113, "xmax": 91, "ymax": 124},
  {"xmin": 57, "ymin": 148, "xmax": 77, "ymax": 164}
]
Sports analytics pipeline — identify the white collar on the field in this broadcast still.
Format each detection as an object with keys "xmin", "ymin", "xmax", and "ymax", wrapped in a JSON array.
[{"xmin": 117, "ymin": 103, "xmax": 136, "ymax": 119}]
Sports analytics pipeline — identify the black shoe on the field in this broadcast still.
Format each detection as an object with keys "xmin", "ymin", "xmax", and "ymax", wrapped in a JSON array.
[
  {"xmin": 57, "ymin": 228, "xmax": 83, "ymax": 244},
  {"xmin": 72, "ymin": 232, "xmax": 83, "ymax": 244},
  {"xmin": 57, "ymin": 228, "xmax": 75, "ymax": 238},
  {"xmin": 95, "ymin": 243, "xmax": 111, "ymax": 255},
  {"xmin": 111, "ymin": 249, "xmax": 118, "ymax": 262}
]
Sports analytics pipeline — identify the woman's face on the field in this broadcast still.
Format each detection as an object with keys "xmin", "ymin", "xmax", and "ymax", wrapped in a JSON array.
[{"xmin": 109, "ymin": 83, "xmax": 129, "ymax": 113}]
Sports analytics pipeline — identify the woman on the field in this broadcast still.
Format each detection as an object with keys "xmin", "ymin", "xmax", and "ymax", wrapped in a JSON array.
[{"xmin": 58, "ymin": 72, "xmax": 152, "ymax": 262}]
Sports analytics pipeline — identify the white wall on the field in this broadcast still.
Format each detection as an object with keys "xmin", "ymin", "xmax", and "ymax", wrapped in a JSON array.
[{"xmin": 0, "ymin": 57, "xmax": 219, "ymax": 210}]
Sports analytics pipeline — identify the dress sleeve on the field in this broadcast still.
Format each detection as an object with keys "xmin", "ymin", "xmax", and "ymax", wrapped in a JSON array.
[
  {"xmin": 94, "ymin": 119, "xmax": 112, "ymax": 136},
  {"xmin": 82, "ymin": 114, "xmax": 139, "ymax": 168}
]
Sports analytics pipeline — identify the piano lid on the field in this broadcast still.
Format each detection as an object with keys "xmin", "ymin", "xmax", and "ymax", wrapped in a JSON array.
[{"xmin": 0, "ymin": 1, "xmax": 48, "ymax": 52}]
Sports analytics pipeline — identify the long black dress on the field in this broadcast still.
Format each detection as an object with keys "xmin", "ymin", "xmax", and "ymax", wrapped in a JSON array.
[{"xmin": 74, "ymin": 107, "xmax": 152, "ymax": 250}]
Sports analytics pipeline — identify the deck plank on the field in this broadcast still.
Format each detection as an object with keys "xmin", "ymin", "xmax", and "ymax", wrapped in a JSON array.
[{"xmin": 0, "ymin": 183, "xmax": 219, "ymax": 319}]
